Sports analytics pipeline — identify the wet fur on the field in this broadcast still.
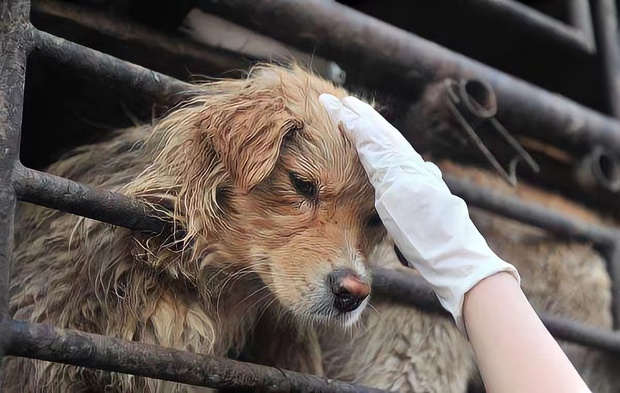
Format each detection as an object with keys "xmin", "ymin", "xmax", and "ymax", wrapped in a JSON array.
[
  {"xmin": 4, "ymin": 64, "xmax": 386, "ymax": 392},
  {"xmin": 5, "ymin": 62, "xmax": 617, "ymax": 393},
  {"xmin": 321, "ymin": 162, "xmax": 619, "ymax": 393}
]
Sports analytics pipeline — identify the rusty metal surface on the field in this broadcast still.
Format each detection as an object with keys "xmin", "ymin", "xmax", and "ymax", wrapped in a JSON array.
[
  {"xmin": 13, "ymin": 165, "xmax": 168, "ymax": 234},
  {"xmin": 0, "ymin": 0, "xmax": 31, "ymax": 385},
  {"xmin": 199, "ymin": 0, "xmax": 620, "ymax": 156},
  {"xmin": 444, "ymin": 177, "xmax": 620, "ymax": 247},
  {"xmin": 591, "ymin": 0, "xmax": 620, "ymax": 118},
  {"xmin": 7, "ymin": 319, "xmax": 387, "ymax": 393},
  {"xmin": 30, "ymin": 0, "xmax": 253, "ymax": 82},
  {"xmin": 33, "ymin": 29, "xmax": 192, "ymax": 106},
  {"xmin": 608, "ymin": 242, "xmax": 620, "ymax": 329},
  {"xmin": 371, "ymin": 267, "xmax": 620, "ymax": 354}
]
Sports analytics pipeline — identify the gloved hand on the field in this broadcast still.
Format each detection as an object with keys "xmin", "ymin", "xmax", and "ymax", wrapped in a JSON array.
[{"xmin": 319, "ymin": 93, "xmax": 520, "ymax": 334}]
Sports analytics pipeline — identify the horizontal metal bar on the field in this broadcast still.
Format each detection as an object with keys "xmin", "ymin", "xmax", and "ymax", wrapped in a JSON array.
[
  {"xmin": 12, "ymin": 165, "xmax": 167, "ymax": 234},
  {"xmin": 371, "ymin": 267, "xmax": 620, "ymax": 354},
  {"xmin": 198, "ymin": 0, "xmax": 620, "ymax": 156},
  {"xmin": 466, "ymin": 0, "xmax": 594, "ymax": 52},
  {"xmin": 356, "ymin": 0, "xmax": 594, "ymax": 55},
  {"xmin": 7, "ymin": 319, "xmax": 385, "ymax": 392},
  {"xmin": 32, "ymin": 28, "xmax": 192, "ymax": 104},
  {"xmin": 30, "ymin": 0, "xmax": 253, "ymax": 81},
  {"xmin": 444, "ymin": 176, "xmax": 620, "ymax": 247},
  {"xmin": 12, "ymin": 166, "xmax": 620, "ymax": 353}
]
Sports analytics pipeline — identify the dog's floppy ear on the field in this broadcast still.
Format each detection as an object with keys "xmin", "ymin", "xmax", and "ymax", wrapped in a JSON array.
[{"xmin": 202, "ymin": 92, "xmax": 301, "ymax": 193}]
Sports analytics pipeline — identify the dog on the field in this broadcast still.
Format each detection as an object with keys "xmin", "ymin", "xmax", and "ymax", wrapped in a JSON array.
[
  {"xmin": 321, "ymin": 161, "xmax": 620, "ymax": 393},
  {"xmin": 4, "ymin": 64, "xmax": 388, "ymax": 392}
]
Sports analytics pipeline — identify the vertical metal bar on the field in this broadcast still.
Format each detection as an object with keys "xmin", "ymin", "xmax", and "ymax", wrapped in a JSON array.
[
  {"xmin": 0, "ymin": 0, "xmax": 30, "ymax": 388},
  {"xmin": 608, "ymin": 240, "xmax": 620, "ymax": 329},
  {"xmin": 568, "ymin": 0, "xmax": 595, "ymax": 47},
  {"xmin": 591, "ymin": 0, "xmax": 620, "ymax": 117}
]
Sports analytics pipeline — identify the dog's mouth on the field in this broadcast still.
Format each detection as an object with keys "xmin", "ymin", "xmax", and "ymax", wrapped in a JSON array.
[{"xmin": 303, "ymin": 290, "xmax": 370, "ymax": 328}]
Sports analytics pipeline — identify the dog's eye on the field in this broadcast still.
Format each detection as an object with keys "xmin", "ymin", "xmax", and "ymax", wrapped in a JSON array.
[
  {"xmin": 367, "ymin": 211, "xmax": 382, "ymax": 227},
  {"xmin": 289, "ymin": 172, "xmax": 317, "ymax": 199}
]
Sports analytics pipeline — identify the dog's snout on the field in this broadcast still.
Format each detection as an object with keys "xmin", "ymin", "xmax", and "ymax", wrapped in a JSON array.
[{"xmin": 328, "ymin": 268, "xmax": 370, "ymax": 313}]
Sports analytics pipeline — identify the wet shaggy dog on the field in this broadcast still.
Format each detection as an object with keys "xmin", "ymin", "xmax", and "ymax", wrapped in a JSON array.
[{"xmin": 4, "ymin": 64, "xmax": 388, "ymax": 392}]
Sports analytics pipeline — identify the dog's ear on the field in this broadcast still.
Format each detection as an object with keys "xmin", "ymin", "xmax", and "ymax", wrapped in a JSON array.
[{"xmin": 202, "ymin": 93, "xmax": 302, "ymax": 193}]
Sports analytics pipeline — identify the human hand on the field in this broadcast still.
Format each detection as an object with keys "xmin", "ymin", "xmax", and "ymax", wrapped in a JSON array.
[{"xmin": 319, "ymin": 93, "xmax": 520, "ymax": 333}]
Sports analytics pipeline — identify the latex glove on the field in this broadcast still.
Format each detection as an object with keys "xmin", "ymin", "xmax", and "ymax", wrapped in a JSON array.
[{"xmin": 319, "ymin": 93, "xmax": 520, "ymax": 334}]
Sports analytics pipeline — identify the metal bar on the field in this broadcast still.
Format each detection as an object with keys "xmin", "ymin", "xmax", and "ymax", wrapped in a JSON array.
[
  {"xmin": 13, "ymin": 165, "xmax": 167, "ymax": 234},
  {"xmin": 608, "ymin": 241, "xmax": 620, "ymax": 329},
  {"xmin": 23, "ymin": 34, "xmax": 619, "ymax": 244},
  {"xmin": 371, "ymin": 268, "xmax": 620, "ymax": 354},
  {"xmin": 7, "ymin": 319, "xmax": 386, "ymax": 393},
  {"xmin": 568, "ymin": 0, "xmax": 595, "ymax": 45},
  {"xmin": 198, "ymin": 0, "xmax": 620, "ymax": 156},
  {"xmin": 32, "ymin": 29, "xmax": 192, "ymax": 105},
  {"xmin": 0, "ymin": 0, "xmax": 31, "ymax": 388},
  {"xmin": 590, "ymin": 0, "xmax": 620, "ymax": 117},
  {"xmin": 444, "ymin": 176, "xmax": 620, "ymax": 247},
  {"xmin": 30, "ymin": 0, "xmax": 253, "ymax": 82},
  {"xmin": 455, "ymin": 0, "xmax": 594, "ymax": 52}
]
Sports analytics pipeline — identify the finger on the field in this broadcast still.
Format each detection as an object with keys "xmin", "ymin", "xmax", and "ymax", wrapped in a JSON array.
[
  {"xmin": 342, "ymin": 96, "xmax": 426, "ymax": 164},
  {"xmin": 319, "ymin": 93, "xmax": 364, "ymax": 145}
]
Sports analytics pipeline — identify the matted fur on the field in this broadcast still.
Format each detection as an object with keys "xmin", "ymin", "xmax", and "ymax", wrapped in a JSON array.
[
  {"xmin": 4, "ymin": 64, "xmax": 387, "ymax": 392},
  {"xmin": 322, "ymin": 162, "xmax": 619, "ymax": 393}
]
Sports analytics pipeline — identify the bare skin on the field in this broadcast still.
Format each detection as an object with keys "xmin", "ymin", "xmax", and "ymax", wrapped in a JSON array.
[{"xmin": 464, "ymin": 272, "xmax": 592, "ymax": 393}]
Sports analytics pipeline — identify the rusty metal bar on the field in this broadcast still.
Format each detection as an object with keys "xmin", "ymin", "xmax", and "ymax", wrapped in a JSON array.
[
  {"xmin": 199, "ymin": 0, "xmax": 620, "ymax": 156},
  {"xmin": 608, "ymin": 242, "xmax": 620, "ymax": 329},
  {"xmin": 568, "ymin": 0, "xmax": 595, "ymax": 45},
  {"xmin": 371, "ymin": 267, "xmax": 620, "ymax": 354},
  {"xmin": 591, "ymin": 0, "xmax": 620, "ymax": 118},
  {"xmin": 32, "ymin": 29, "xmax": 192, "ymax": 105},
  {"xmin": 458, "ymin": 0, "xmax": 593, "ymax": 52},
  {"xmin": 7, "ymin": 319, "xmax": 386, "ymax": 393},
  {"xmin": 444, "ymin": 177, "xmax": 620, "ymax": 247},
  {"xmin": 30, "ymin": 0, "xmax": 253, "ymax": 82},
  {"xmin": 13, "ymin": 165, "xmax": 167, "ymax": 234},
  {"xmin": 24, "ymin": 31, "xmax": 620, "ymax": 247},
  {"xmin": 0, "ymin": 0, "xmax": 31, "ymax": 387}
]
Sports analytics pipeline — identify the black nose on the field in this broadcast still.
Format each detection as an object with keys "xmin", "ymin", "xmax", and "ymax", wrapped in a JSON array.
[{"xmin": 327, "ymin": 268, "xmax": 370, "ymax": 313}]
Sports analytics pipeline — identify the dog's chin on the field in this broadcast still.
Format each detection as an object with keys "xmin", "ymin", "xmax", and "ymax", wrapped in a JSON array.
[{"xmin": 296, "ymin": 297, "xmax": 369, "ymax": 329}]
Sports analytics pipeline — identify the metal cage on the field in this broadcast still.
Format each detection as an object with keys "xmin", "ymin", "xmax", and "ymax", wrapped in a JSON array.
[{"xmin": 2, "ymin": 0, "xmax": 620, "ymax": 391}]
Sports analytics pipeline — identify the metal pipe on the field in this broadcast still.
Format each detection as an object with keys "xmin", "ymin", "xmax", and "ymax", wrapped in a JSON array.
[
  {"xmin": 590, "ymin": 0, "xmax": 620, "ymax": 117},
  {"xmin": 0, "ymin": 0, "xmax": 31, "ymax": 385},
  {"xmin": 575, "ymin": 146, "xmax": 620, "ymax": 192},
  {"xmin": 7, "ymin": 319, "xmax": 386, "ymax": 393},
  {"xmin": 30, "ymin": 0, "xmax": 253, "ymax": 82},
  {"xmin": 444, "ymin": 176, "xmax": 619, "ymax": 247},
  {"xmin": 371, "ymin": 267, "xmax": 620, "ymax": 354},
  {"xmin": 568, "ymin": 0, "xmax": 595, "ymax": 46},
  {"xmin": 32, "ymin": 29, "xmax": 192, "ymax": 106},
  {"xmin": 608, "ymin": 242, "xmax": 620, "ymax": 329},
  {"xmin": 198, "ymin": 0, "xmax": 620, "ymax": 156},
  {"xmin": 13, "ymin": 165, "xmax": 168, "ymax": 235}
]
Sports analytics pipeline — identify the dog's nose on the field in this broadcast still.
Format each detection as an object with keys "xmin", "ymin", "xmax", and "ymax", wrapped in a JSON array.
[{"xmin": 327, "ymin": 268, "xmax": 370, "ymax": 313}]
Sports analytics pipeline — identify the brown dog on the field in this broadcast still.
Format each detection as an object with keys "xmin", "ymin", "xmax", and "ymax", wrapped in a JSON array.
[{"xmin": 4, "ymin": 64, "xmax": 387, "ymax": 392}]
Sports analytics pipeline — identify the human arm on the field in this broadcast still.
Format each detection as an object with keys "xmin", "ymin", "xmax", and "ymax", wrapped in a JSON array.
[{"xmin": 319, "ymin": 93, "xmax": 591, "ymax": 393}]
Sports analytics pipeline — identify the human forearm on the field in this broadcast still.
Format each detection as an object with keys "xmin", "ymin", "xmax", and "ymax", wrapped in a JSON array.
[{"xmin": 464, "ymin": 272, "xmax": 591, "ymax": 393}]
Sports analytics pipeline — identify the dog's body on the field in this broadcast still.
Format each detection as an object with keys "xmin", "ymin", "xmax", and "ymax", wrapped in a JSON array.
[
  {"xmin": 4, "ymin": 65, "xmax": 386, "ymax": 392},
  {"xmin": 321, "ymin": 161, "xmax": 619, "ymax": 393},
  {"xmin": 5, "ymin": 63, "xmax": 618, "ymax": 393}
]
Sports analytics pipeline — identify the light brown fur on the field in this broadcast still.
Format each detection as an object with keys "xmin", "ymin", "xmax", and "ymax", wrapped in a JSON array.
[
  {"xmin": 322, "ymin": 161, "xmax": 619, "ymax": 393},
  {"xmin": 4, "ymin": 64, "xmax": 387, "ymax": 392},
  {"xmin": 6, "ymin": 62, "xmax": 618, "ymax": 393}
]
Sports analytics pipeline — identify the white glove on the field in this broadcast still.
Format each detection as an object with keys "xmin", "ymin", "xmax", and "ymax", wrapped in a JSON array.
[{"xmin": 319, "ymin": 93, "xmax": 521, "ymax": 334}]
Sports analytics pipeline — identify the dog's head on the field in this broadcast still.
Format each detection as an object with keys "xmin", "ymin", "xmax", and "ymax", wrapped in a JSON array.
[{"xmin": 138, "ymin": 64, "xmax": 386, "ymax": 326}]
